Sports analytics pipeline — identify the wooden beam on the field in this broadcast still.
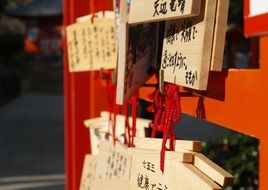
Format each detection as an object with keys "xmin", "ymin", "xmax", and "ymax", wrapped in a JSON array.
[
  {"xmin": 210, "ymin": 0, "xmax": 230, "ymax": 71},
  {"xmin": 193, "ymin": 153, "xmax": 233, "ymax": 187},
  {"xmin": 166, "ymin": 162, "xmax": 222, "ymax": 190}
]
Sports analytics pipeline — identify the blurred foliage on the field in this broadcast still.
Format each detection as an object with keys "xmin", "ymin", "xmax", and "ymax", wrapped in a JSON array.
[{"xmin": 202, "ymin": 132, "xmax": 259, "ymax": 190}]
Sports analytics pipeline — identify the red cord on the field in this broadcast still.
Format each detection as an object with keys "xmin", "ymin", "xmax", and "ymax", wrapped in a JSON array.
[
  {"xmin": 123, "ymin": 93, "xmax": 138, "ymax": 147},
  {"xmin": 148, "ymin": 83, "xmax": 181, "ymax": 173},
  {"xmin": 124, "ymin": 103, "xmax": 130, "ymax": 146},
  {"xmin": 106, "ymin": 76, "xmax": 114, "ymax": 135},
  {"xmin": 148, "ymin": 89, "xmax": 165, "ymax": 138},
  {"xmin": 101, "ymin": 0, "xmax": 105, "ymax": 16},
  {"xmin": 101, "ymin": 70, "xmax": 119, "ymax": 146},
  {"xmin": 112, "ymin": 101, "xmax": 120, "ymax": 146},
  {"xmin": 160, "ymin": 84, "xmax": 181, "ymax": 173},
  {"xmin": 130, "ymin": 93, "xmax": 138, "ymax": 147},
  {"xmin": 91, "ymin": 0, "xmax": 99, "ymax": 22}
]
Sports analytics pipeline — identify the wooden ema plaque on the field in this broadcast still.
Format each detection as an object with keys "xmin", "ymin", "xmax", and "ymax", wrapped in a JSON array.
[
  {"xmin": 79, "ymin": 155, "xmax": 97, "ymax": 190},
  {"xmin": 84, "ymin": 111, "xmax": 151, "ymax": 155},
  {"xmin": 66, "ymin": 16, "xmax": 117, "ymax": 72},
  {"xmin": 128, "ymin": 0, "xmax": 201, "ymax": 24},
  {"xmin": 160, "ymin": 0, "xmax": 229, "ymax": 90},
  {"xmin": 129, "ymin": 137, "xmax": 233, "ymax": 190},
  {"xmin": 92, "ymin": 141, "xmax": 131, "ymax": 190},
  {"xmin": 116, "ymin": 0, "xmax": 161, "ymax": 104},
  {"xmin": 116, "ymin": 21, "xmax": 160, "ymax": 104}
]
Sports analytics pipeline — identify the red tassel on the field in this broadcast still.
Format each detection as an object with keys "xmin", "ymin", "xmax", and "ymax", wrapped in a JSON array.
[{"xmin": 148, "ymin": 83, "xmax": 181, "ymax": 173}]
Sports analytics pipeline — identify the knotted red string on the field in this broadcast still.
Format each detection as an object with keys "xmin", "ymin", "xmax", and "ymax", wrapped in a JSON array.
[
  {"xmin": 124, "ymin": 103, "xmax": 130, "ymax": 145},
  {"xmin": 99, "ymin": 69, "xmax": 119, "ymax": 146},
  {"xmin": 147, "ymin": 89, "xmax": 165, "ymax": 138},
  {"xmin": 130, "ymin": 94, "xmax": 138, "ymax": 147},
  {"xmin": 148, "ymin": 83, "xmax": 181, "ymax": 173},
  {"xmin": 112, "ymin": 99, "xmax": 120, "ymax": 146},
  {"xmin": 91, "ymin": 0, "xmax": 105, "ymax": 22},
  {"xmin": 101, "ymin": 0, "xmax": 105, "ymax": 16},
  {"xmin": 91, "ymin": 0, "xmax": 98, "ymax": 22},
  {"xmin": 123, "ymin": 93, "xmax": 138, "ymax": 147},
  {"xmin": 106, "ymin": 75, "xmax": 114, "ymax": 133},
  {"xmin": 124, "ymin": 94, "xmax": 138, "ymax": 147}
]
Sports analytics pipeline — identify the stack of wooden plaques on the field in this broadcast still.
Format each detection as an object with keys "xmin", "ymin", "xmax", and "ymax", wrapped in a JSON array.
[
  {"xmin": 80, "ymin": 137, "xmax": 233, "ymax": 190},
  {"xmin": 84, "ymin": 111, "xmax": 151, "ymax": 155},
  {"xmin": 79, "ymin": 142, "xmax": 130, "ymax": 190},
  {"xmin": 129, "ymin": 137, "xmax": 233, "ymax": 190}
]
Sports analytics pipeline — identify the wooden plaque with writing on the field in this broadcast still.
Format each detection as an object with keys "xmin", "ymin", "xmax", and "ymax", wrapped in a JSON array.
[
  {"xmin": 160, "ymin": 0, "xmax": 220, "ymax": 90},
  {"xmin": 66, "ymin": 18, "xmax": 117, "ymax": 72},
  {"xmin": 128, "ymin": 0, "xmax": 201, "ymax": 24},
  {"xmin": 129, "ymin": 138, "xmax": 233, "ymax": 190},
  {"xmin": 116, "ymin": 22, "xmax": 160, "ymax": 104},
  {"xmin": 84, "ymin": 111, "xmax": 151, "ymax": 155},
  {"xmin": 210, "ymin": 0, "xmax": 229, "ymax": 71},
  {"xmin": 79, "ymin": 155, "xmax": 97, "ymax": 190},
  {"xmin": 92, "ymin": 141, "xmax": 131, "ymax": 190},
  {"xmin": 95, "ymin": 141, "xmax": 131, "ymax": 180},
  {"xmin": 117, "ymin": 0, "xmax": 162, "ymax": 104}
]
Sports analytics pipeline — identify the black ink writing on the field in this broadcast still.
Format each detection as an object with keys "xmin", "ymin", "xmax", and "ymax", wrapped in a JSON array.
[
  {"xmin": 166, "ymin": 20, "xmax": 198, "ymax": 45},
  {"xmin": 161, "ymin": 50, "xmax": 198, "ymax": 86},
  {"xmin": 159, "ymin": 1, "xmax": 168, "ymax": 15},
  {"xmin": 73, "ymin": 30, "xmax": 80, "ymax": 64},
  {"xmin": 166, "ymin": 23, "xmax": 180, "ymax": 45},
  {"xmin": 102, "ymin": 148, "xmax": 128, "ymax": 179},
  {"xmin": 181, "ymin": 19, "xmax": 197, "ymax": 43},
  {"xmin": 185, "ymin": 70, "xmax": 198, "ymax": 86},
  {"xmin": 87, "ymin": 27, "xmax": 93, "ymax": 69},
  {"xmin": 162, "ymin": 50, "xmax": 187, "ymax": 73},
  {"xmin": 142, "ymin": 160, "xmax": 156, "ymax": 173},
  {"xmin": 153, "ymin": 0, "xmax": 160, "ymax": 16},
  {"xmin": 170, "ymin": 0, "xmax": 185, "ymax": 14},
  {"xmin": 137, "ymin": 173, "xmax": 168, "ymax": 190},
  {"xmin": 153, "ymin": 0, "xmax": 185, "ymax": 17}
]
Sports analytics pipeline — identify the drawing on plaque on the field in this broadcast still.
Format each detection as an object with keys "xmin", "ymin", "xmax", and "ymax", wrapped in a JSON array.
[{"xmin": 125, "ymin": 24, "xmax": 159, "ymax": 98}]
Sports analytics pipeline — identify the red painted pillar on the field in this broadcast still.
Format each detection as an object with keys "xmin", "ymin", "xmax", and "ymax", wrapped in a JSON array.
[
  {"xmin": 63, "ymin": 0, "xmax": 113, "ymax": 189},
  {"xmin": 259, "ymin": 36, "xmax": 268, "ymax": 190},
  {"xmin": 63, "ymin": 1, "xmax": 91, "ymax": 190}
]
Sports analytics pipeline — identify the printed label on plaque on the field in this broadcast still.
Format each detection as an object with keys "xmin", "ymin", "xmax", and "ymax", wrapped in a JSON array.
[
  {"xmin": 128, "ymin": 0, "xmax": 201, "ymax": 24},
  {"xmin": 66, "ymin": 18, "xmax": 117, "ymax": 72},
  {"xmin": 95, "ymin": 141, "xmax": 131, "ymax": 180},
  {"xmin": 79, "ymin": 155, "xmax": 97, "ymax": 190},
  {"xmin": 160, "ymin": 0, "xmax": 217, "ymax": 90}
]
